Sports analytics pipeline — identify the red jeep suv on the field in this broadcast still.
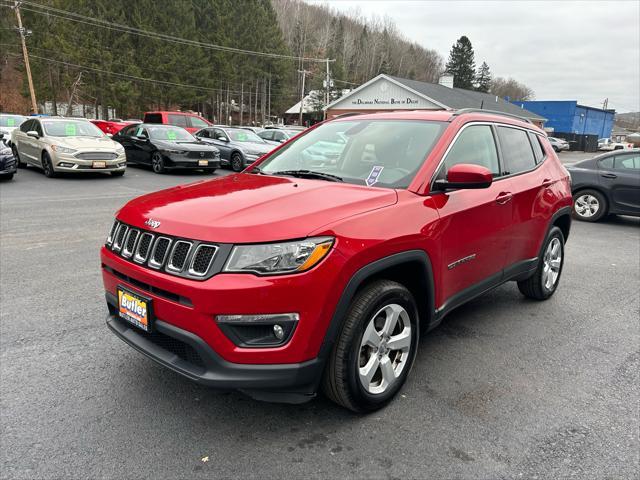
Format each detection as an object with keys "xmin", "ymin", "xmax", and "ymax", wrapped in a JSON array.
[{"xmin": 102, "ymin": 109, "xmax": 572, "ymax": 412}]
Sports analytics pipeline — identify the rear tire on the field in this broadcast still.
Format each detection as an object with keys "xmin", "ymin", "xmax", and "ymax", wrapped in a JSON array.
[
  {"xmin": 151, "ymin": 152, "xmax": 165, "ymax": 174},
  {"xmin": 41, "ymin": 152, "xmax": 57, "ymax": 178},
  {"xmin": 573, "ymin": 189, "xmax": 607, "ymax": 222},
  {"xmin": 322, "ymin": 280, "xmax": 419, "ymax": 412},
  {"xmin": 231, "ymin": 153, "xmax": 244, "ymax": 172},
  {"xmin": 518, "ymin": 226, "xmax": 565, "ymax": 300}
]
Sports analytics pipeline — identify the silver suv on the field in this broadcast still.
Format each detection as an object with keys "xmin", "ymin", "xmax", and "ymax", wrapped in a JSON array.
[{"xmin": 11, "ymin": 117, "xmax": 126, "ymax": 177}]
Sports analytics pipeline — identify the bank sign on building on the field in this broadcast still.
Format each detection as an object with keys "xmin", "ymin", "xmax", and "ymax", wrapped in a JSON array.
[{"xmin": 325, "ymin": 74, "xmax": 545, "ymax": 127}]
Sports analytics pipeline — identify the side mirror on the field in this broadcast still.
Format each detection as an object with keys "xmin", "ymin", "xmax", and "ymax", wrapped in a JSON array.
[
  {"xmin": 26, "ymin": 130, "xmax": 39, "ymax": 139},
  {"xmin": 106, "ymin": 133, "xmax": 113, "ymax": 138},
  {"xmin": 136, "ymin": 135, "xmax": 149, "ymax": 142},
  {"xmin": 434, "ymin": 164, "xmax": 493, "ymax": 190},
  {"xmin": 216, "ymin": 136, "xmax": 228, "ymax": 142}
]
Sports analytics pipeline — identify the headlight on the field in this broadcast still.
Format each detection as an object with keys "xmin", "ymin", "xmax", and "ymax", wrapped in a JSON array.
[
  {"xmin": 162, "ymin": 149, "xmax": 187, "ymax": 154},
  {"xmin": 51, "ymin": 145, "xmax": 77, "ymax": 154},
  {"xmin": 224, "ymin": 237, "xmax": 334, "ymax": 275}
]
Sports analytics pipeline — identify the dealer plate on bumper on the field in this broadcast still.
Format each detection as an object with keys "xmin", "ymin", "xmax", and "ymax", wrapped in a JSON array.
[
  {"xmin": 117, "ymin": 286, "xmax": 153, "ymax": 332},
  {"xmin": 92, "ymin": 161, "xmax": 107, "ymax": 168},
  {"xmin": 198, "ymin": 159, "xmax": 208, "ymax": 166}
]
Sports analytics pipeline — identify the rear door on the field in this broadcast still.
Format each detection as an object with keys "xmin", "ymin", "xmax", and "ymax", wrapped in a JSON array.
[
  {"xmin": 432, "ymin": 123, "xmax": 513, "ymax": 303},
  {"xmin": 598, "ymin": 152, "xmax": 640, "ymax": 214},
  {"xmin": 497, "ymin": 126, "xmax": 554, "ymax": 269}
]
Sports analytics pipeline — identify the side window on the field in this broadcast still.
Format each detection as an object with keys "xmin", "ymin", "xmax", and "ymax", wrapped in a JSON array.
[
  {"xmin": 598, "ymin": 156, "xmax": 614, "ymax": 169},
  {"xmin": 260, "ymin": 130, "xmax": 274, "ymax": 141},
  {"xmin": 34, "ymin": 121, "xmax": 43, "ymax": 136},
  {"xmin": 442, "ymin": 125, "xmax": 500, "ymax": 177},
  {"xmin": 167, "ymin": 114, "xmax": 188, "ymax": 127},
  {"xmin": 20, "ymin": 119, "xmax": 33, "ymax": 133},
  {"xmin": 135, "ymin": 126, "xmax": 148, "ymax": 138},
  {"xmin": 189, "ymin": 117, "xmax": 208, "ymax": 128},
  {"xmin": 274, "ymin": 131, "xmax": 285, "ymax": 142},
  {"xmin": 528, "ymin": 132, "xmax": 545, "ymax": 163},
  {"xmin": 144, "ymin": 113, "xmax": 162, "ymax": 124},
  {"xmin": 213, "ymin": 128, "xmax": 227, "ymax": 140},
  {"xmin": 497, "ymin": 126, "xmax": 537, "ymax": 175},
  {"xmin": 614, "ymin": 154, "xmax": 640, "ymax": 170}
]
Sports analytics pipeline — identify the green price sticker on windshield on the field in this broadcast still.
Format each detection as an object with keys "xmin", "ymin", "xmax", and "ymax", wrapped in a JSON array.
[
  {"xmin": 237, "ymin": 132, "xmax": 248, "ymax": 141},
  {"xmin": 65, "ymin": 123, "xmax": 77, "ymax": 136},
  {"xmin": 7, "ymin": 118, "xmax": 15, "ymax": 127},
  {"xmin": 167, "ymin": 130, "xmax": 177, "ymax": 140}
]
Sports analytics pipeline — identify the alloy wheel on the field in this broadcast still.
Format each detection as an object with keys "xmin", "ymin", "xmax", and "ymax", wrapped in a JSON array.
[
  {"xmin": 152, "ymin": 153, "xmax": 164, "ymax": 173},
  {"xmin": 358, "ymin": 303, "xmax": 412, "ymax": 395},
  {"xmin": 231, "ymin": 154, "xmax": 243, "ymax": 172},
  {"xmin": 574, "ymin": 194, "xmax": 599, "ymax": 218},
  {"xmin": 542, "ymin": 237, "xmax": 562, "ymax": 291}
]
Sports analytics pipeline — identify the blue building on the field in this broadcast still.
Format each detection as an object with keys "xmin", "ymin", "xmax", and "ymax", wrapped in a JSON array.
[{"xmin": 511, "ymin": 101, "xmax": 615, "ymax": 138}]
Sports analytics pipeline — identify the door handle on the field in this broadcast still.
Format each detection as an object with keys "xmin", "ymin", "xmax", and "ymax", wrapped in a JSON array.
[
  {"xmin": 601, "ymin": 173, "xmax": 617, "ymax": 179},
  {"xmin": 542, "ymin": 178, "xmax": 554, "ymax": 187},
  {"xmin": 495, "ymin": 192, "xmax": 513, "ymax": 204}
]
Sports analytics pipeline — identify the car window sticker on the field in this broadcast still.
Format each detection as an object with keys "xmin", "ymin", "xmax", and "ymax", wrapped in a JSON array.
[
  {"xmin": 7, "ymin": 118, "xmax": 15, "ymax": 127},
  {"xmin": 366, "ymin": 165, "xmax": 384, "ymax": 186},
  {"xmin": 65, "ymin": 123, "xmax": 77, "ymax": 136},
  {"xmin": 167, "ymin": 130, "xmax": 177, "ymax": 141}
]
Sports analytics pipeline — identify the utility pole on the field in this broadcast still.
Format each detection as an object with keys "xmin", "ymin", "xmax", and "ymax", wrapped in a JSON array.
[
  {"xmin": 240, "ymin": 82, "xmax": 244, "ymax": 126},
  {"xmin": 13, "ymin": 1, "xmax": 38, "ymax": 114},
  {"xmin": 298, "ymin": 69, "xmax": 310, "ymax": 126}
]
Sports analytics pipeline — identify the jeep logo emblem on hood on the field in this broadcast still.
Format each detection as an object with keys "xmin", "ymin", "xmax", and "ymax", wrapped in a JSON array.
[{"xmin": 144, "ymin": 219, "xmax": 161, "ymax": 229}]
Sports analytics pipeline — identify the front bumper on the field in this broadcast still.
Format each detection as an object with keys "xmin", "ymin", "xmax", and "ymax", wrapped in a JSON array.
[
  {"xmin": 51, "ymin": 150, "xmax": 127, "ymax": 172},
  {"xmin": 106, "ymin": 295, "xmax": 324, "ymax": 402},
  {"xmin": 163, "ymin": 153, "xmax": 221, "ymax": 170}
]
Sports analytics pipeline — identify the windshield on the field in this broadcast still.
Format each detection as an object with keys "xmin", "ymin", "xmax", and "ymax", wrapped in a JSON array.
[
  {"xmin": 227, "ymin": 129, "xmax": 264, "ymax": 143},
  {"xmin": 43, "ymin": 120, "xmax": 104, "ymax": 137},
  {"xmin": 0, "ymin": 115, "xmax": 27, "ymax": 128},
  {"xmin": 148, "ymin": 126, "xmax": 194, "ymax": 141},
  {"xmin": 256, "ymin": 120, "xmax": 446, "ymax": 189}
]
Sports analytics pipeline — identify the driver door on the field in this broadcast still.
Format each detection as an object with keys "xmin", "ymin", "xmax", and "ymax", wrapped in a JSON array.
[
  {"xmin": 211, "ymin": 128, "xmax": 231, "ymax": 161},
  {"xmin": 430, "ymin": 124, "xmax": 513, "ymax": 307}
]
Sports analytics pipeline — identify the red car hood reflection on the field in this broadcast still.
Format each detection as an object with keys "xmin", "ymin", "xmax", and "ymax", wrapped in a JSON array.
[{"xmin": 117, "ymin": 173, "xmax": 398, "ymax": 243}]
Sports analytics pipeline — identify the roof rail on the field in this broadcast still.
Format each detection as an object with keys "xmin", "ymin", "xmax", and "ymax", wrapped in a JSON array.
[{"xmin": 451, "ymin": 108, "xmax": 533, "ymax": 124}]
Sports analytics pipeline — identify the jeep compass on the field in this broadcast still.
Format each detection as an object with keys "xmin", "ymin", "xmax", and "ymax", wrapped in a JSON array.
[{"xmin": 101, "ymin": 109, "xmax": 572, "ymax": 412}]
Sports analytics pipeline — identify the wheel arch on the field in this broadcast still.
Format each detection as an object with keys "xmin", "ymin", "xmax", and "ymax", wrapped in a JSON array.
[
  {"xmin": 317, "ymin": 250, "xmax": 435, "ymax": 360},
  {"xmin": 572, "ymin": 186, "xmax": 610, "ymax": 215}
]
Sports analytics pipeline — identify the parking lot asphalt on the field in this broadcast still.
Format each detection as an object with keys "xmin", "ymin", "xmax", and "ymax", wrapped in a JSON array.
[{"xmin": 1, "ymin": 163, "xmax": 638, "ymax": 479}]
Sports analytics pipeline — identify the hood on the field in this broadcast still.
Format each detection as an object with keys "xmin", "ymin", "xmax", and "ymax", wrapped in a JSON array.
[
  {"xmin": 238, "ymin": 141, "xmax": 272, "ymax": 155},
  {"xmin": 56, "ymin": 136, "xmax": 120, "ymax": 150},
  {"xmin": 153, "ymin": 140, "xmax": 219, "ymax": 152},
  {"xmin": 117, "ymin": 173, "xmax": 398, "ymax": 243}
]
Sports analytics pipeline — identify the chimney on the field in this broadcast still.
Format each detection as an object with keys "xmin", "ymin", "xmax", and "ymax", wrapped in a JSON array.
[{"xmin": 439, "ymin": 74, "xmax": 454, "ymax": 88}]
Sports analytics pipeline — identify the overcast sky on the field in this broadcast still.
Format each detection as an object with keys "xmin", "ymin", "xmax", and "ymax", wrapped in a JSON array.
[{"xmin": 307, "ymin": 0, "xmax": 640, "ymax": 113}]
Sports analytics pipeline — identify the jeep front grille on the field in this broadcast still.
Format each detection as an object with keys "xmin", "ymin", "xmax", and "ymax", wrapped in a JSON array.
[{"xmin": 104, "ymin": 221, "xmax": 219, "ymax": 279}]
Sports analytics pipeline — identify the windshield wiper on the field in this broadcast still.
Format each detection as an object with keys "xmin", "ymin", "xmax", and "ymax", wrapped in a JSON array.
[{"xmin": 270, "ymin": 169, "xmax": 343, "ymax": 182}]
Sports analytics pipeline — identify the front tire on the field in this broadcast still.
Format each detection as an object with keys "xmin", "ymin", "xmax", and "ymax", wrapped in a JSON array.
[
  {"xmin": 151, "ymin": 152, "xmax": 166, "ymax": 174},
  {"xmin": 231, "ymin": 153, "xmax": 244, "ymax": 172},
  {"xmin": 518, "ymin": 226, "xmax": 565, "ymax": 300},
  {"xmin": 13, "ymin": 147, "xmax": 25, "ymax": 168},
  {"xmin": 573, "ymin": 189, "xmax": 607, "ymax": 222},
  {"xmin": 322, "ymin": 280, "xmax": 419, "ymax": 412},
  {"xmin": 41, "ymin": 152, "xmax": 57, "ymax": 178}
]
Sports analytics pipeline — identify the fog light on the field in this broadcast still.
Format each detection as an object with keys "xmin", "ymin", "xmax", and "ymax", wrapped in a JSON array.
[
  {"xmin": 215, "ymin": 313, "xmax": 298, "ymax": 347},
  {"xmin": 58, "ymin": 162, "xmax": 75, "ymax": 168},
  {"xmin": 273, "ymin": 324, "xmax": 284, "ymax": 340}
]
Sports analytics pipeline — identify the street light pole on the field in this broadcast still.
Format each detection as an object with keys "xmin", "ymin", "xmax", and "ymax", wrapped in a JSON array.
[{"xmin": 13, "ymin": 1, "xmax": 38, "ymax": 114}]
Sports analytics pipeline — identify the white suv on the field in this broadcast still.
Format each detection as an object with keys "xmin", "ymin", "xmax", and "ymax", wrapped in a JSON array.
[{"xmin": 11, "ymin": 117, "xmax": 127, "ymax": 178}]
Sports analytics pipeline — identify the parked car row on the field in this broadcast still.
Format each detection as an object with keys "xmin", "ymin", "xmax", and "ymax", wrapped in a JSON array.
[{"xmin": 597, "ymin": 138, "xmax": 635, "ymax": 151}]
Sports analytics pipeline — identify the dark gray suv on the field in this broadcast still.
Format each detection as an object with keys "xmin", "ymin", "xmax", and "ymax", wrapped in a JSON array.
[{"xmin": 194, "ymin": 126, "xmax": 273, "ymax": 171}]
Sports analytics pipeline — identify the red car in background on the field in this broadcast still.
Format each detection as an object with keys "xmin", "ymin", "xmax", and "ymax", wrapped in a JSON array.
[
  {"xmin": 143, "ymin": 111, "xmax": 212, "ymax": 134},
  {"xmin": 91, "ymin": 119, "xmax": 138, "ymax": 136}
]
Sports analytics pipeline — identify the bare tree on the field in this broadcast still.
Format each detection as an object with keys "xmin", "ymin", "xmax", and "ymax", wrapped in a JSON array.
[{"xmin": 490, "ymin": 77, "xmax": 535, "ymax": 101}]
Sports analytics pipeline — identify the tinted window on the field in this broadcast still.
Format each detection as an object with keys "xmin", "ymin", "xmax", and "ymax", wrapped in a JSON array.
[
  {"xmin": 213, "ymin": 128, "xmax": 227, "ymax": 140},
  {"xmin": 498, "ymin": 126, "xmax": 536, "ymax": 174},
  {"xmin": 443, "ymin": 125, "xmax": 500, "ymax": 176},
  {"xmin": 120, "ymin": 125, "xmax": 138, "ymax": 136},
  {"xmin": 20, "ymin": 119, "xmax": 34, "ymax": 132},
  {"xmin": 34, "ymin": 121, "xmax": 43, "ymax": 137},
  {"xmin": 196, "ymin": 128, "xmax": 210, "ymax": 138},
  {"xmin": 167, "ymin": 114, "xmax": 188, "ymax": 127},
  {"xmin": 273, "ymin": 131, "xmax": 286, "ymax": 141},
  {"xmin": 144, "ymin": 113, "xmax": 162, "ymax": 124},
  {"xmin": 614, "ymin": 154, "xmax": 640, "ymax": 170},
  {"xmin": 190, "ymin": 117, "xmax": 208, "ymax": 128},
  {"xmin": 599, "ymin": 156, "xmax": 614, "ymax": 169},
  {"xmin": 259, "ymin": 130, "xmax": 274, "ymax": 140},
  {"xmin": 529, "ymin": 132, "xmax": 545, "ymax": 163}
]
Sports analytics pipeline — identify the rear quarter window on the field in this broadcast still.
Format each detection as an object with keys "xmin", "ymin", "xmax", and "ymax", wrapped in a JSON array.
[
  {"xmin": 497, "ymin": 126, "xmax": 537, "ymax": 175},
  {"xmin": 528, "ymin": 132, "xmax": 545, "ymax": 163},
  {"xmin": 167, "ymin": 114, "xmax": 188, "ymax": 127},
  {"xmin": 144, "ymin": 113, "xmax": 162, "ymax": 124}
]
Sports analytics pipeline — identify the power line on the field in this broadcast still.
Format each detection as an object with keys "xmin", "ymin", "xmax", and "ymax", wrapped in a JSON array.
[
  {"xmin": 3, "ymin": 52, "xmax": 301, "ymax": 99},
  {"xmin": 1, "ymin": 0, "xmax": 332, "ymax": 63}
]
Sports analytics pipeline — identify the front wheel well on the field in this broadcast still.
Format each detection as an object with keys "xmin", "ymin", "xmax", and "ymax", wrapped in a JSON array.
[{"xmin": 357, "ymin": 260, "xmax": 433, "ymax": 328}]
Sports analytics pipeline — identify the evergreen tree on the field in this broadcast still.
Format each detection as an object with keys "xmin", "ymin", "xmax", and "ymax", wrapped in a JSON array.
[
  {"xmin": 445, "ymin": 35, "xmax": 476, "ymax": 89},
  {"xmin": 475, "ymin": 61, "xmax": 491, "ymax": 93}
]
